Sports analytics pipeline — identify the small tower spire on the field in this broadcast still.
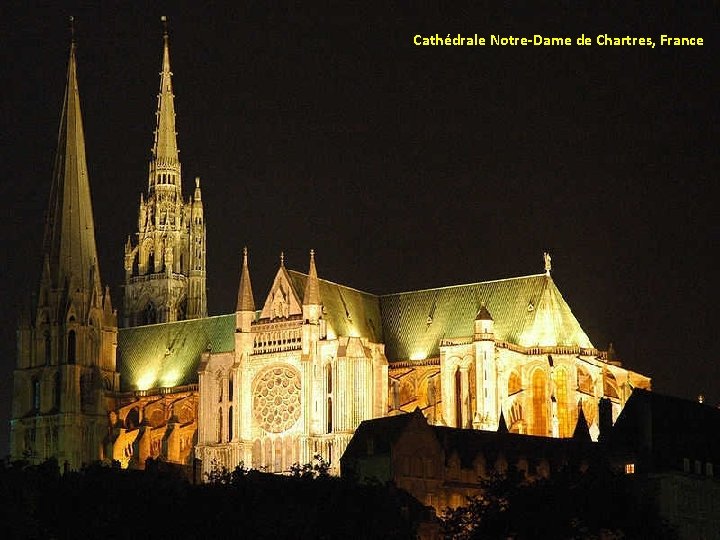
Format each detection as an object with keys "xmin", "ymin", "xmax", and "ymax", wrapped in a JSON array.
[
  {"xmin": 150, "ymin": 15, "xmax": 180, "ymax": 190},
  {"xmin": 124, "ymin": 18, "xmax": 207, "ymax": 325},
  {"xmin": 236, "ymin": 247, "xmax": 255, "ymax": 312},
  {"xmin": 302, "ymin": 249, "xmax": 322, "ymax": 324},
  {"xmin": 303, "ymin": 249, "xmax": 321, "ymax": 306}
]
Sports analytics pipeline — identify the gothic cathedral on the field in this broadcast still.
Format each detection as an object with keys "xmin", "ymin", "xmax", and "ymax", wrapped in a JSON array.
[{"xmin": 11, "ymin": 27, "xmax": 651, "ymax": 475}]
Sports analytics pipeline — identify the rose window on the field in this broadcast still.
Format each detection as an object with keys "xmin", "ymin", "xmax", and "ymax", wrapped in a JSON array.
[{"xmin": 253, "ymin": 366, "xmax": 301, "ymax": 433}]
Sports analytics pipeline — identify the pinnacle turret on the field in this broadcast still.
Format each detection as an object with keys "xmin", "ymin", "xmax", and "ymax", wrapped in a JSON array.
[
  {"xmin": 236, "ymin": 247, "xmax": 255, "ymax": 312},
  {"xmin": 303, "ymin": 249, "xmax": 321, "ymax": 306}
]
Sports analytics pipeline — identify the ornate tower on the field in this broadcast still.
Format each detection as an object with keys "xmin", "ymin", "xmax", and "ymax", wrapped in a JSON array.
[
  {"xmin": 123, "ymin": 21, "xmax": 207, "ymax": 326},
  {"xmin": 11, "ymin": 36, "xmax": 119, "ymax": 469}
]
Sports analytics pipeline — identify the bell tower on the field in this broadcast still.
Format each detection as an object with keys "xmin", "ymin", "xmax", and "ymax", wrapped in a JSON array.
[
  {"xmin": 11, "ymin": 30, "xmax": 119, "ymax": 469},
  {"xmin": 123, "ymin": 17, "xmax": 207, "ymax": 326}
]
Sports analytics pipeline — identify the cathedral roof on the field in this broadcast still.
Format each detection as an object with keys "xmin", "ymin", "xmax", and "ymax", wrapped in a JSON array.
[
  {"xmin": 287, "ymin": 270, "xmax": 382, "ymax": 342},
  {"xmin": 118, "ymin": 314, "xmax": 235, "ymax": 391},
  {"xmin": 116, "ymin": 272, "xmax": 593, "ymax": 391},
  {"xmin": 379, "ymin": 273, "xmax": 593, "ymax": 361}
]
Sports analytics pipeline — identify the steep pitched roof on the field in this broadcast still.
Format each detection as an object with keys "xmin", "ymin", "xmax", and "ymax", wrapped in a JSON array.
[
  {"xmin": 287, "ymin": 271, "xmax": 383, "ymax": 342},
  {"xmin": 43, "ymin": 41, "xmax": 101, "ymax": 295},
  {"xmin": 379, "ymin": 274, "xmax": 593, "ymax": 361},
  {"xmin": 118, "ymin": 314, "xmax": 235, "ymax": 391}
]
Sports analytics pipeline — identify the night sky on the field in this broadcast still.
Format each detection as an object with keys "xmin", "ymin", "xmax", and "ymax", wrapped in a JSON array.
[{"xmin": 1, "ymin": 3, "xmax": 717, "ymax": 454}]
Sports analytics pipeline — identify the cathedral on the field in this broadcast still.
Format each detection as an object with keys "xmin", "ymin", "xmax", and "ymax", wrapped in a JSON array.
[{"xmin": 10, "ymin": 28, "xmax": 651, "ymax": 475}]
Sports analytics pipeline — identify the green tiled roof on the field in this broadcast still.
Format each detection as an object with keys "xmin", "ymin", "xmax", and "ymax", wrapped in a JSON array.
[
  {"xmin": 287, "ymin": 271, "xmax": 383, "ymax": 342},
  {"xmin": 118, "ymin": 314, "xmax": 235, "ymax": 391},
  {"xmin": 379, "ymin": 274, "xmax": 593, "ymax": 362},
  {"xmin": 117, "ymin": 273, "xmax": 593, "ymax": 391}
]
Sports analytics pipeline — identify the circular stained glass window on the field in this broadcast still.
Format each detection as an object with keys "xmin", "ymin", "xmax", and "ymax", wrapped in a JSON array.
[{"xmin": 253, "ymin": 366, "xmax": 301, "ymax": 433}]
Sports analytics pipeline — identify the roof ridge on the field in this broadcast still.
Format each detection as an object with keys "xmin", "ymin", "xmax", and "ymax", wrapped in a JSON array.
[
  {"xmin": 380, "ymin": 273, "xmax": 548, "ymax": 298},
  {"xmin": 287, "ymin": 269, "xmax": 379, "ymax": 297}
]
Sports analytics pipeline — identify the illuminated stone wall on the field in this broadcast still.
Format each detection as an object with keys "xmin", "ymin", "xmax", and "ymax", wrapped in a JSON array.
[{"xmin": 195, "ymin": 264, "xmax": 389, "ymax": 477}]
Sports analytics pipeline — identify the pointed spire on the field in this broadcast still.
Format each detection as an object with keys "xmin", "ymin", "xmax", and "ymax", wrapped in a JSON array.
[
  {"xmin": 193, "ymin": 177, "xmax": 202, "ymax": 201},
  {"xmin": 236, "ymin": 247, "xmax": 255, "ymax": 312},
  {"xmin": 303, "ymin": 249, "xmax": 321, "ymax": 306},
  {"xmin": 42, "ymin": 33, "xmax": 101, "ymax": 295},
  {"xmin": 150, "ymin": 16, "xmax": 180, "ymax": 188},
  {"xmin": 280, "ymin": 251, "xmax": 285, "ymax": 267},
  {"xmin": 475, "ymin": 302, "xmax": 493, "ymax": 321}
]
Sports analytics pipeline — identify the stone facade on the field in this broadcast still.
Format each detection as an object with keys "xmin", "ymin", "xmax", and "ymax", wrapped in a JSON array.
[
  {"xmin": 10, "ymin": 42, "xmax": 119, "ymax": 469},
  {"xmin": 195, "ymin": 253, "xmax": 389, "ymax": 476}
]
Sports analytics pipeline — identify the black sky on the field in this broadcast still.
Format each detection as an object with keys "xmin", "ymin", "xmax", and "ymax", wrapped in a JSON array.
[{"xmin": 1, "ymin": 2, "xmax": 718, "ymax": 454}]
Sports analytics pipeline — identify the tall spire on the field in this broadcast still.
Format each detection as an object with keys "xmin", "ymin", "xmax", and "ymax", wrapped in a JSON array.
[
  {"xmin": 236, "ymin": 247, "xmax": 255, "ymax": 312},
  {"xmin": 43, "ymin": 35, "xmax": 101, "ymax": 294},
  {"xmin": 303, "ymin": 249, "xmax": 321, "ymax": 306},
  {"xmin": 124, "ymin": 17, "xmax": 207, "ymax": 326},
  {"xmin": 150, "ymin": 15, "xmax": 180, "ymax": 190}
]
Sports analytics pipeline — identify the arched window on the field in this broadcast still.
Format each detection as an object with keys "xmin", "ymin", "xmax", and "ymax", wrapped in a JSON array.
[
  {"xmin": 44, "ymin": 331, "xmax": 51, "ymax": 365},
  {"xmin": 67, "ymin": 330, "xmax": 76, "ymax": 364},
  {"xmin": 53, "ymin": 372, "xmax": 61, "ymax": 410},
  {"xmin": 555, "ymin": 368, "xmax": 573, "ymax": 437},
  {"xmin": 327, "ymin": 397, "xmax": 333, "ymax": 433},
  {"xmin": 604, "ymin": 372, "xmax": 619, "ymax": 399},
  {"xmin": 32, "ymin": 379, "xmax": 41, "ymax": 413},
  {"xmin": 217, "ymin": 408, "xmax": 223, "ymax": 443},
  {"xmin": 508, "ymin": 370, "xmax": 521, "ymax": 395},
  {"xmin": 228, "ymin": 406, "xmax": 233, "ymax": 441},
  {"xmin": 531, "ymin": 369, "xmax": 548, "ymax": 436},
  {"xmin": 577, "ymin": 366, "xmax": 593, "ymax": 394},
  {"xmin": 454, "ymin": 368, "xmax": 462, "ymax": 428},
  {"xmin": 228, "ymin": 372, "xmax": 234, "ymax": 402},
  {"xmin": 252, "ymin": 439, "xmax": 261, "ymax": 469},
  {"xmin": 125, "ymin": 407, "xmax": 140, "ymax": 429},
  {"xmin": 177, "ymin": 298, "xmax": 187, "ymax": 321},
  {"xmin": 326, "ymin": 364, "xmax": 333, "ymax": 433},
  {"xmin": 142, "ymin": 302, "xmax": 157, "ymax": 325}
]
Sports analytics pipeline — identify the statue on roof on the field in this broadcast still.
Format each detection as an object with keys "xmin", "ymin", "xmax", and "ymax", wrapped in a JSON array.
[{"xmin": 543, "ymin": 251, "xmax": 552, "ymax": 275}]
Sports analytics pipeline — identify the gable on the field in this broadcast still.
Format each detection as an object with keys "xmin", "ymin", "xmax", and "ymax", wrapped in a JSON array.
[{"xmin": 259, "ymin": 266, "xmax": 303, "ymax": 320}]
